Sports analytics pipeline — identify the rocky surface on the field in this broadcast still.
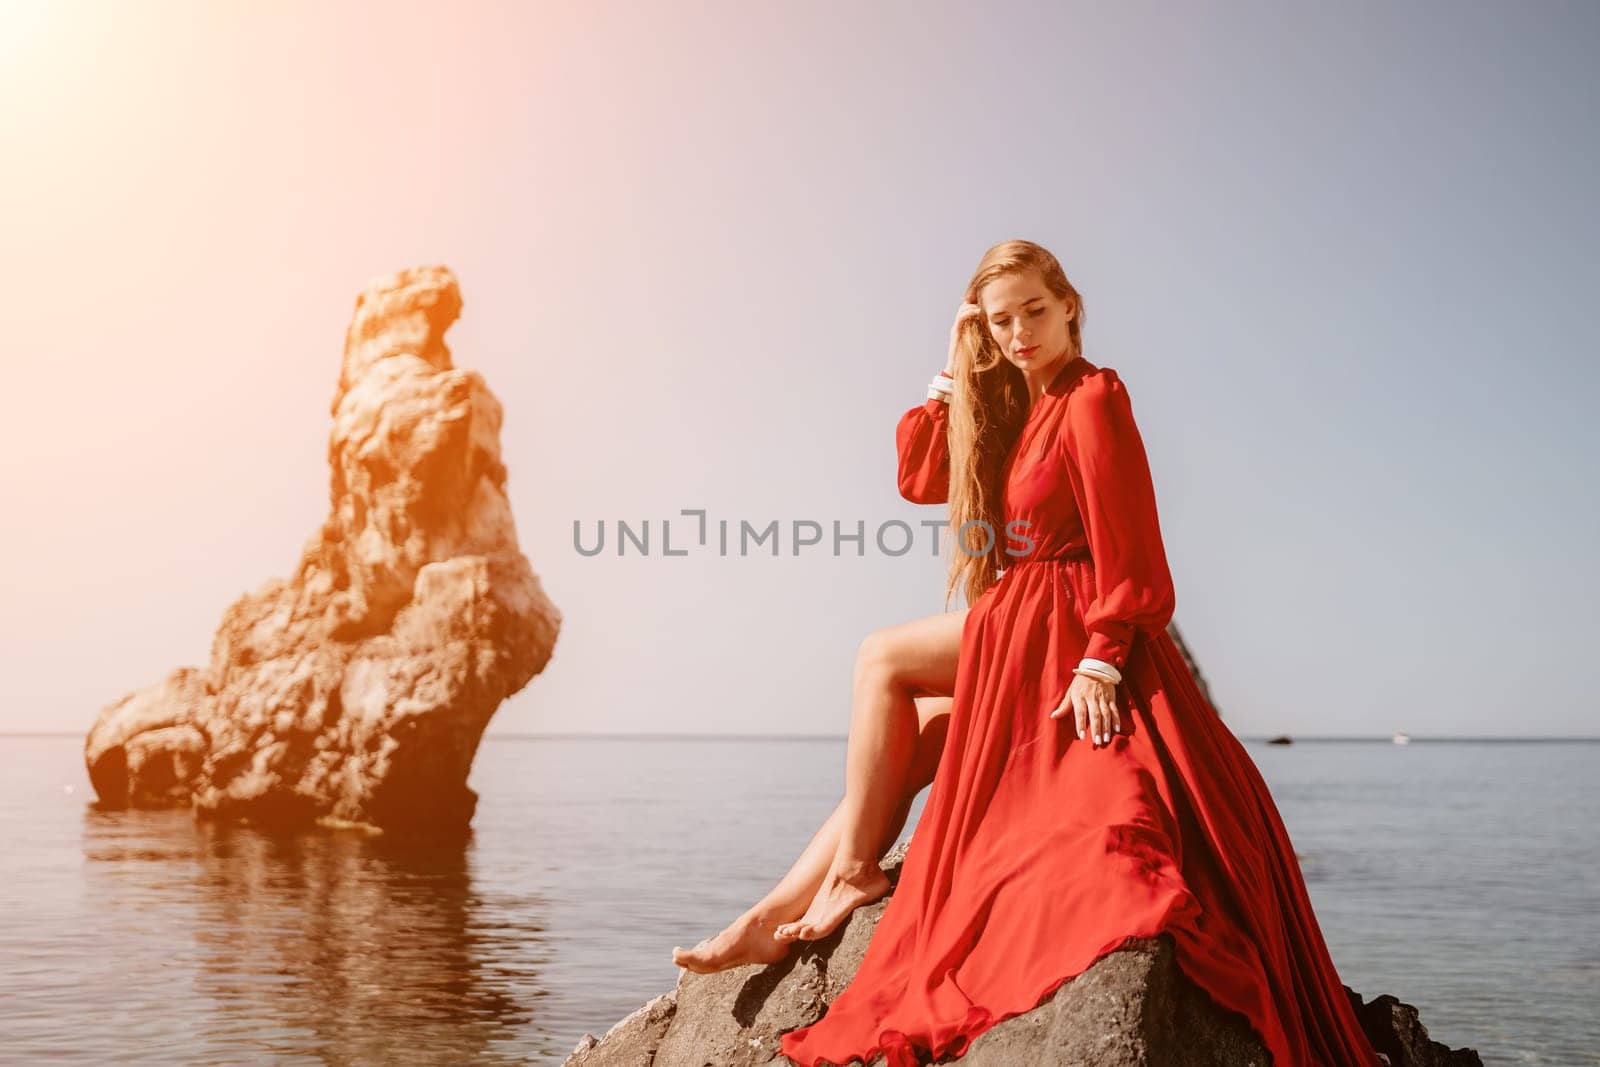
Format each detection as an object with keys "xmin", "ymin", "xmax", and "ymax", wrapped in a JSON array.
[
  {"xmin": 1165, "ymin": 620, "xmax": 1220, "ymax": 716},
  {"xmin": 85, "ymin": 265, "xmax": 560, "ymax": 835},
  {"xmin": 1347, "ymin": 992, "xmax": 1486, "ymax": 1067},
  {"xmin": 566, "ymin": 841, "xmax": 1482, "ymax": 1067}
]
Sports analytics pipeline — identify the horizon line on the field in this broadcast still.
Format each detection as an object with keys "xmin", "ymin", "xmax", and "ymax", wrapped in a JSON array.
[{"xmin": 7, "ymin": 731, "xmax": 1599, "ymax": 743}]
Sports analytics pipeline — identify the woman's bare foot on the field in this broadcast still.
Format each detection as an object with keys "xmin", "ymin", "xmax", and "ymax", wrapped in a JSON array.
[
  {"xmin": 772, "ymin": 859, "xmax": 892, "ymax": 942},
  {"xmin": 673, "ymin": 911, "xmax": 792, "ymax": 974}
]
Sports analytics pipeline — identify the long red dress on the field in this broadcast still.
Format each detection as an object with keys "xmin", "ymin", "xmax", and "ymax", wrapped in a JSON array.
[{"xmin": 779, "ymin": 355, "xmax": 1380, "ymax": 1066}]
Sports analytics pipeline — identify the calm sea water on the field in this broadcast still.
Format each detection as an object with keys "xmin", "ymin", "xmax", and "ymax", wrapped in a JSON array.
[{"xmin": 1, "ymin": 735, "xmax": 1595, "ymax": 1065}]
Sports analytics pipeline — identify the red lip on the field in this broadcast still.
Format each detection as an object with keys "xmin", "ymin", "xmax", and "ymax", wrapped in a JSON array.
[{"xmin": 1017, "ymin": 345, "xmax": 1039, "ymax": 356}]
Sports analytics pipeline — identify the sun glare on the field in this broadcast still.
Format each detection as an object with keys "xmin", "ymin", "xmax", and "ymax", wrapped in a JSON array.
[{"xmin": 0, "ymin": 0, "xmax": 61, "ymax": 73}]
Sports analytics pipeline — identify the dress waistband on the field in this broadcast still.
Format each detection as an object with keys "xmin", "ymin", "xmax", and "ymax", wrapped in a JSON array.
[{"xmin": 1005, "ymin": 550, "xmax": 1091, "ymax": 566}]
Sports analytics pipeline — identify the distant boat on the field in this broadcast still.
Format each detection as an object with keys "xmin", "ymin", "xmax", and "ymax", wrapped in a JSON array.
[
  {"xmin": 1392, "ymin": 731, "xmax": 1411, "ymax": 745},
  {"xmin": 1267, "ymin": 734, "xmax": 1293, "ymax": 746}
]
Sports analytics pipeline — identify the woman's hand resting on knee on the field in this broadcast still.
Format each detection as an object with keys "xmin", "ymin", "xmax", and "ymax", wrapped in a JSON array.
[{"xmin": 1049, "ymin": 673, "xmax": 1121, "ymax": 747}]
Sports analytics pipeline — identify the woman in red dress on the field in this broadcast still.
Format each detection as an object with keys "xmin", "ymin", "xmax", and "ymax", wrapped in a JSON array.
[{"xmin": 774, "ymin": 240, "xmax": 1383, "ymax": 1066}]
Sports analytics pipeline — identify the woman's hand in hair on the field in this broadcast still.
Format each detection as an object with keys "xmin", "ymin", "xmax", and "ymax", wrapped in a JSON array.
[
  {"xmin": 1049, "ymin": 672, "xmax": 1121, "ymax": 747},
  {"xmin": 947, "ymin": 302, "xmax": 984, "ymax": 374}
]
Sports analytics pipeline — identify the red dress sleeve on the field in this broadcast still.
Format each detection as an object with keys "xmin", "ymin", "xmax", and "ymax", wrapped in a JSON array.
[
  {"xmin": 896, "ymin": 388, "xmax": 952, "ymax": 504},
  {"xmin": 1060, "ymin": 368, "xmax": 1176, "ymax": 670}
]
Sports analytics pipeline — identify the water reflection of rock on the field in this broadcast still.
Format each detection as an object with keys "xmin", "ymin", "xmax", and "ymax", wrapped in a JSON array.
[{"xmin": 81, "ymin": 810, "xmax": 560, "ymax": 1064}]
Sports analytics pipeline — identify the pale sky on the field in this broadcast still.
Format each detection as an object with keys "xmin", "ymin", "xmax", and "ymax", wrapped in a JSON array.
[{"xmin": 2, "ymin": 1, "xmax": 1595, "ymax": 739}]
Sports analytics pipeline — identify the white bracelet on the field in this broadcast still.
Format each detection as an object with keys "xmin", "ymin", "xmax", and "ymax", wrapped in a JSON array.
[
  {"xmin": 1075, "ymin": 657, "xmax": 1122, "ymax": 685},
  {"xmin": 928, "ymin": 372, "xmax": 954, "ymax": 395},
  {"xmin": 927, "ymin": 385, "xmax": 952, "ymax": 402}
]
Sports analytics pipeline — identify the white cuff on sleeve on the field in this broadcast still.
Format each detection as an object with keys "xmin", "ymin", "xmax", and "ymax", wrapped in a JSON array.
[{"xmin": 1074, "ymin": 657, "xmax": 1123, "ymax": 685}]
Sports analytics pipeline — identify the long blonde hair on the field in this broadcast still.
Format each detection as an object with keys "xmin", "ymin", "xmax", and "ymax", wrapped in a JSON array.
[{"xmin": 943, "ymin": 240, "xmax": 1085, "ymax": 609}]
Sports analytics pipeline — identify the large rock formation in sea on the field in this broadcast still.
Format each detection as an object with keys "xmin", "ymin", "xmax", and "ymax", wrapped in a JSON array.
[
  {"xmin": 566, "ymin": 841, "xmax": 1483, "ymax": 1067},
  {"xmin": 84, "ymin": 265, "xmax": 560, "ymax": 835}
]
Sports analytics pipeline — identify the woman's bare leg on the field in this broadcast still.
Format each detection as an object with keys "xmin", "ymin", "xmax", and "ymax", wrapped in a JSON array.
[
  {"xmin": 772, "ymin": 612, "xmax": 973, "ymax": 943},
  {"xmin": 672, "ymin": 609, "xmax": 965, "ymax": 972}
]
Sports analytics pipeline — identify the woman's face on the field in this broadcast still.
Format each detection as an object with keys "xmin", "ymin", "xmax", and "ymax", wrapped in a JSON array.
[{"xmin": 980, "ymin": 269, "xmax": 1076, "ymax": 377}]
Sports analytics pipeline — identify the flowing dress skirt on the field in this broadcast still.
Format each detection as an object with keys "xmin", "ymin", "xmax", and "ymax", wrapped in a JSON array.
[{"xmin": 781, "ymin": 558, "xmax": 1379, "ymax": 1065}]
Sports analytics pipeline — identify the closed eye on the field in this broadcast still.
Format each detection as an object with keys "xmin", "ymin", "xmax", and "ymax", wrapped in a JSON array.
[{"xmin": 993, "ymin": 309, "xmax": 1045, "ymax": 327}]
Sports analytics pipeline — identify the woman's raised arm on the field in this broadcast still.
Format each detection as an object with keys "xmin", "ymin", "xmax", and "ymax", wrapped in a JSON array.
[{"xmin": 896, "ymin": 371, "xmax": 953, "ymax": 504}]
